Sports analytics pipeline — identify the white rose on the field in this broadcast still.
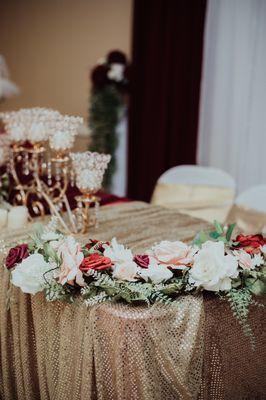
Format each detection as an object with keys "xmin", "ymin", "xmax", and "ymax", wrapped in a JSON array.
[
  {"xmin": 11, "ymin": 253, "xmax": 51, "ymax": 294},
  {"xmin": 112, "ymin": 260, "xmax": 138, "ymax": 281},
  {"xmin": 107, "ymin": 63, "xmax": 125, "ymax": 82},
  {"xmin": 189, "ymin": 241, "xmax": 239, "ymax": 292},
  {"xmin": 139, "ymin": 260, "xmax": 173, "ymax": 284},
  {"xmin": 104, "ymin": 238, "xmax": 133, "ymax": 264},
  {"xmin": 252, "ymin": 253, "xmax": 264, "ymax": 267},
  {"xmin": 260, "ymin": 244, "xmax": 266, "ymax": 256}
]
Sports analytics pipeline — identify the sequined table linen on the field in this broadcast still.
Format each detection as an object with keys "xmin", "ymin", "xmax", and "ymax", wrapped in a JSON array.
[{"xmin": 0, "ymin": 202, "xmax": 265, "ymax": 400}]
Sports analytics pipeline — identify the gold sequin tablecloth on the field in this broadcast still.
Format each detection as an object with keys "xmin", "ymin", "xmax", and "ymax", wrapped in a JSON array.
[{"xmin": 0, "ymin": 202, "xmax": 265, "ymax": 400}]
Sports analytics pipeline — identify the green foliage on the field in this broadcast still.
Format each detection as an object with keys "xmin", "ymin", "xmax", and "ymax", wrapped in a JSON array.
[
  {"xmin": 240, "ymin": 267, "xmax": 266, "ymax": 296},
  {"xmin": 89, "ymin": 86, "xmax": 123, "ymax": 189},
  {"xmin": 10, "ymin": 219, "xmax": 265, "ymax": 351},
  {"xmin": 45, "ymin": 280, "xmax": 75, "ymax": 303},
  {"xmin": 226, "ymin": 223, "xmax": 236, "ymax": 242},
  {"xmin": 193, "ymin": 221, "xmax": 236, "ymax": 247},
  {"xmin": 226, "ymin": 288, "xmax": 256, "ymax": 349},
  {"xmin": 80, "ymin": 271, "xmax": 185, "ymax": 306}
]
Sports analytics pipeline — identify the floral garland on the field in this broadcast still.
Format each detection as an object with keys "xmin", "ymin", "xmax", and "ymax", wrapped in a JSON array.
[
  {"xmin": 89, "ymin": 50, "xmax": 130, "ymax": 189},
  {"xmin": 5, "ymin": 220, "xmax": 266, "ymax": 344}
]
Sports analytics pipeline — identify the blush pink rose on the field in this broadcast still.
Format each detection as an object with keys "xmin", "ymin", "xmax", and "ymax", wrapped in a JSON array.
[
  {"xmin": 151, "ymin": 241, "xmax": 194, "ymax": 269},
  {"xmin": 57, "ymin": 236, "xmax": 84, "ymax": 286},
  {"xmin": 112, "ymin": 260, "xmax": 138, "ymax": 281},
  {"xmin": 234, "ymin": 250, "xmax": 253, "ymax": 270}
]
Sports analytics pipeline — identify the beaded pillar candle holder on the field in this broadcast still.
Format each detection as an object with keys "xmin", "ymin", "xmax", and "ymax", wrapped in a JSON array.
[{"xmin": 70, "ymin": 152, "xmax": 111, "ymax": 233}]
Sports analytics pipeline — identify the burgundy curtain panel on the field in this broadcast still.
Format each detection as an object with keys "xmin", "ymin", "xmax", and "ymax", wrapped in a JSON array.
[{"xmin": 127, "ymin": 0, "xmax": 207, "ymax": 201}]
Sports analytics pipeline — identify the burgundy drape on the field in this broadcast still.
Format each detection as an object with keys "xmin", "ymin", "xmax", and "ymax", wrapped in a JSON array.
[{"xmin": 127, "ymin": 0, "xmax": 207, "ymax": 201}]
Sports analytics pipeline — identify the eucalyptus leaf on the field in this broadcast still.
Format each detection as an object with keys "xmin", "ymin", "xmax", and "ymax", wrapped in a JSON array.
[
  {"xmin": 43, "ymin": 243, "xmax": 60, "ymax": 264},
  {"xmin": 193, "ymin": 238, "xmax": 202, "ymax": 248},
  {"xmin": 226, "ymin": 223, "xmax": 236, "ymax": 242},
  {"xmin": 247, "ymin": 279, "xmax": 266, "ymax": 296},
  {"xmin": 161, "ymin": 282, "xmax": 184, "ymax": 295},
  {"xmin": 214, "ymin": 220, "xmax": 224, "ymax": 234},
  {"xmin": 231, "ymin": 279, "xmax": 242, "ymax": 288},
  {"xmin": 209, "ymin": 231, "xmax": 220, "ymax": 239},
  {"xmin": 199, "ymin": 231, "xmax": 208, "ymax": 243}
]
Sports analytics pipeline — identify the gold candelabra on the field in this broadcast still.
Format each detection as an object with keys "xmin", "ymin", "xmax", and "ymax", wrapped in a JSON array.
[{"xmin": 1, "ymin": 108, "xmax": 111, "ymax": 234}]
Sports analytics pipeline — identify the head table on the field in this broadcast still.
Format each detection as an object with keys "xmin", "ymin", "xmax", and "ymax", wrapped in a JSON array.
[{"xmin": 0, "ymin": 202, "xmax": 265, "ymax": 400}]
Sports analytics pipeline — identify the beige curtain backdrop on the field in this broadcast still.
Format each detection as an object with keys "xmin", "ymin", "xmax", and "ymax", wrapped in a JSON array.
[{"xmin": 0, "ymin": 0, "xmax": 132, "ymax": 119}]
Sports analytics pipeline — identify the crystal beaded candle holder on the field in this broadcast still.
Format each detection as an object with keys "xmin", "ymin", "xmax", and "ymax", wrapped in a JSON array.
[
  {"xmin": 0, "ymin": 108, "xmax": 111, "ymax": 235},
  {"xmin": 0, "ymin": 109, "xmax": 84, "ymax": 228},
  {"xmin": 70, "ymin": 151, "xmax": 111, "ymax": 232},
  {"xmin": 70, "ymin": 151, "xmax": 111, "ymax": 194}
]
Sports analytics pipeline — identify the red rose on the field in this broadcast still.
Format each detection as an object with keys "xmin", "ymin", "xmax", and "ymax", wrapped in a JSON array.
[
  {"xmin": 85, "ymin": 239, "xmax": 100, "ymax": 250},
  {"xmin": 80, "ymin": 254, "xmax": 112, "ymax": 272},
  {"xmin": 134, "ymin": 254, "xmax": 149, "ymax": 268},
  {"xmin": 85, "ymin": 240, "xmax": 110, "ymax": 253},
  {"xmin": 6, "ymin": 244, "xmax": 29, "ymax": 269},
  {"xmin": 107, "ymin": 50, "xmax": 127, "ymax": 65},
  {"xmin": 234, "ymin": 234, "xmax": 266, "ymax": 254}
]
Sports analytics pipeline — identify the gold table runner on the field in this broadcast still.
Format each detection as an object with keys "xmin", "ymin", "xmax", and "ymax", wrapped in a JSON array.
[
  {"xmin": 0, "ymin": 202, "xmax": 265, "ymax": 400},
  {"xmin": 0, "ymin": 201, "xmax": 210, "ymax": 251}
]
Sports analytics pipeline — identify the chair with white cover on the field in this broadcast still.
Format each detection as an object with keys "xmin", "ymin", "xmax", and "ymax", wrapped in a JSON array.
[
  {"xmin": 151, "ymin": 165, "xmax": 235, "ymax": 223},
  {"xmin": 226, "ymin": 185, "xmax": 266, "ymax": 234}
]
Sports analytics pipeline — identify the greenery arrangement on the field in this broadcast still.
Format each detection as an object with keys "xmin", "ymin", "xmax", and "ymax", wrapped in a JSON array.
[
  {"xmin": 5, "ymin": 219, "xmax": 266, "ymax": 346},
  {"xmin": 88, "ymin": 50, "xmax": 130, "ymax": 189}
]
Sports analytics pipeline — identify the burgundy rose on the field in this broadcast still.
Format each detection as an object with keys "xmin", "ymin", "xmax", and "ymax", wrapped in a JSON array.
[
  {"xmin": 91, "ymin": 65, "xmax": 109, "ymax": 89},
  {"xmin": 134, "ymin": 254, "xmax": 150, "ymax": 268},
  {"xmin": 85, "ymin": 239, "xmax": 100, "ymax": 250},
  {"xmin": 107, "ymin": 50, "xmax": 127, "ymax": 65},
  {"xmin": 85, "ymin": 239, "xmax": 110, "ymax": 253},
  {"xmin": 6, "ymin": 244, "xmax": 29, "ymax": 269},
  {"xmin": 233, "ymin": 234, "xmax": 266, "ymax": 254}
]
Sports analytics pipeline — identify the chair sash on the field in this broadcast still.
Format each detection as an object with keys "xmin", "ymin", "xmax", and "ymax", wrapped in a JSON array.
[
  {"xmin": 226, "ymin": 204, "xmax": 266, "ymax": 234},
  {"xmin": 151, "ymin": 183, "xmax": 234, "ymax": 223}
]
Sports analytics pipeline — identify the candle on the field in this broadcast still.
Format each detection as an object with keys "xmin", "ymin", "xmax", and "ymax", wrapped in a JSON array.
[
  {"xmin": 0, "ymin": 209, "xmax": 8, "ymax": 228},
  {"xmin": 7, "ymin": 206, "xmax": 29, "ymax": 230}
]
